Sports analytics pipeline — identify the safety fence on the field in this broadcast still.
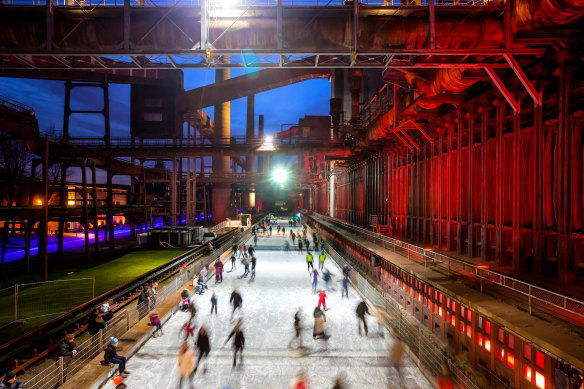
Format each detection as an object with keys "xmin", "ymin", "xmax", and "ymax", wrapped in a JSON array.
[
  {"xmin": 311, "ymin": 224, "xmax": 479, "ymax": 389},
  {"xmin": 0, "ymin": 0, "xmax": 492, "ymax": 7},
  {"xmin": 0, "ymin": 279, "xmax": 95, "ymax": 329},
  {"xmin": 20, "ymin": 219, "xmax": 264, "ymax": 389},
  {"xmin": 304, "ymin": 211, "xmax": 584, "ymax": 324}
]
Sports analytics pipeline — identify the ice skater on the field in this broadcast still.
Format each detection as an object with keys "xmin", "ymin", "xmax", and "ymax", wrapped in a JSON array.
[
  {"xmin": 343, "ymin": 264, "xmax": 350, "ymax": 278},
  {"xmin": 288, "ymin": 308, "xmax": 304, "ymax": 350},
  {"xmin": 230, "ymin": 252, "xmax": 237, "ymax": 270},
  {"xmin": 356, "ymin": 299, "xmax": 371, "ymax": 336},
  {"xmin": 179, "ymin": 319, "xmax": 196, "ymax": 340},
  {"xmin": 210, "ymin": 292, "xmax": 218, "ymax": 315},
  {"xmin": 195, "ymin": 326, "xmax": 211, "ymax": 372},
  {"xmin": 389, "ymin": 337, "xmax": 406, "ymax": 388},
  {"xmin": 225, "ymin": 320, "xmax": 245, "ymax": 368},
  {"xmin": 318, "ymin": 251, "xmax": 326, "ymax": 270},
  {"xmin": 289, "ymin": 371, "xmax": 310, "ymax": 389},
  {"xmin": 214, "ymin": 258, "xmax": 224, "ymax": 283},
  {"xmin": 311, "ymin": 269, "xmax": 319, "ymax": 294},
  {"xmin": 306, "ymin": 252, "xmax": 314, "ymax": 272},
  {"xmin": 250, "ymin": 255, "xmax": 257, "ymax": 280},
  {"xmin": 177, "ymin": 341, "xmax": 196, "ymax": 389},
  {"xmin": 241, "ymin": 253, "xmax": 250, "ymax": 277},
  {"xmin": 322, "ymin": 268, "xmax": 335, "ymax": 291},
  {"xmin": 200, "ymin": 264, "xmax": 209, "ymax": 289},
  {"xmin": 298, "ymin": 239, "xmax": 303, "ymax": 253},
  {"xmin": 341, "ymin": 276, "xmax": 349, "ymax": 298},
  {"xmin": 241, "ymin": 244, "xmax": 247, "ymax": 258},
  {"xmin": 313, "ymin": 307, "xmax": 330, "ymax": 344},
  {"xmin": 149, "ymin": 312, "xmax": 162, "ymax": 337},
  {"xmin": 230, "ymin": 288, "xmax": 243, "ymax": 318},
  {"xmin": 318, "ymin": 289, "xmax": 327, "ymax": 310},
  {"xmin": 248, "ymin": 244, "xmax": 255, "ymax": 257}
]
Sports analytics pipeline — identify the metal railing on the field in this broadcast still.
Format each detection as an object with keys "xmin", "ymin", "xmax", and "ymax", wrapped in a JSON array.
[
  {"xmin": 0, "ymin": 95, "xmax": 34, "ymax": 114},
  {"xmin": 21, "ymin": 216, "xmax": 265, "ymax": 389},
  {"xmin": 302, "ymin": 210, "xmax": 584, "ymax": 325},
  {"xmin": 0, "ymin": 0, "xmax": 492, "ymax": 7},
  {"xmin": 311, "ymin": 224, "xmax": 478, "ymax": 389}
]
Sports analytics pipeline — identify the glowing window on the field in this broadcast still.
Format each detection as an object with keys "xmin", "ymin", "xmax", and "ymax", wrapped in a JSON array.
[
  {"xmin": 451, "ymin": 316, "xmax": 456, "ymax": 326},
  {"xmin": 466, "ymin": 325, "xmax": 472, "ymax": 338},
  {"xmin": 498, "ymin": 347, "xmax": 505, "ymax": 361},
  {"xmin": 477, "ymin": 333, "xmax": 483, "ymax": 346},
  {"xmin": 485, "ymin": 321, "xmax": 491, "ymax": 335},
  {"xmin": 460, "ymin": 322, "xmax": 465, "ymax": 333},
  {"xmin": 466, "ymin": 310, "xmax": 472, "ymax": 322},
  {"xmin": 461, "ymin": 306, "xmax": 465, "ymax": 317},
  {"xmin": 523, "ymin": 365, "xmax": 532, "ymax": 381},
  {"xmin": 452, "ymin": 301, "xmax": 456, "ymax": 310},
  {"xmin": 535, "ymin": 351, "xmax": 545, "ymax": 369},
  {"xmin": 498, "ymin": 328, "xmax": 505, "ymax": 343},
  {"xmin": 507, "ymin": 353, "xmax": 515, "ymax": 369},
  {"xmin": 447, "ymin": 297, "xmax": 451, "ymax": 307},
  {"xmin": 535, "ymin": 371, "xmax": 545, "ymax": 389},
  {"xmin": 439, "ymin": 307, "xmax": 443, "ymax": 317},
  {"xmin": 485, "ymin": 339, "xmax": 491, "ymax": 351},
  {"xmin": 508, "ymin": 334, "xmax": 514, "ymax": 349},
  {"xmin": 524, "ymin": 344, "xmax": 531, "ymax": 361}
]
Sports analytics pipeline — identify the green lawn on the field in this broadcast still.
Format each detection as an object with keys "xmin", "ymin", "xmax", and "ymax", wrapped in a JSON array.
[{"xmin": 0, "ymin": 248, "xmax": 185, "ymax": 343}]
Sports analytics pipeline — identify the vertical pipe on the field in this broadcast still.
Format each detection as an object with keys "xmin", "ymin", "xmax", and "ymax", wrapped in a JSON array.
[
  {"xmin": 57, "ymin": 164, "xmax": 67, "ymax": 255},
  {"xmin": 63, "ymin": 81, "xmax": 71, "ymax": 140},
  {"xmin": 107, "ymin": 164, "xmax": 115, "ymax": 251},
  {"xmin": 103, "ymin": 83, "xmax": 111, "ymax": 147},
  {"xmin": 40, "ymin": 138, "xmax": 49, "ymax": 281},
  {"xmin": 457, "ymin": 110, "xmax": 463, "ymax": 255},
  {"xmin": 212, "ymin": 68, "xmax": 231, "ymax": 222},
  {"xmin": 82, "ymin": 159, "xmax": 89, "ymax": 258},
  {"xmin": 467, "ymin": 112, "xmax": 475, "ymax": 258},
  {"xmin": 92, "ymin": 163, "xmax": 99, "ymax": 253},
  {"xmin": 480, "ymin": 102, "xmax": 488, "ymax": 261},
  {"xmin": 495, "ymin": 100, "xmax": 504, "ymax": 266}
]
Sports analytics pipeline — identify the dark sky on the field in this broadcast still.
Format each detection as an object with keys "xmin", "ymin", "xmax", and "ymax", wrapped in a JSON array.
[{"xmin": 0, "ymin": 68, "xmax": 331, "ymax": 183}]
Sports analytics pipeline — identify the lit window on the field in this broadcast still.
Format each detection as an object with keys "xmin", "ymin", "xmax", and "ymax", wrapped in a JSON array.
[
  {"xmin": 508, "ymin": 334, "xmax": 514, "ymax": 349},
  {"xmin": 477, "ymin": 333, "xmax": 483, "ymax": 346},
  {"xmin": 485, "ymin": 339, "xmax": 491, "ymax": 351},
  {"xmin": 461, "ymin": 306, "xmax": 465, "ymax": 317},
  {"xmin": 535, "ymin": 351, "xmax": 545, "ymax": 369},
  {"xmin": 439, "ymin": 307, "xmax": 443, "ymax": 317},
  {"xmin": 466, "ymin": 325, "xmax": 472, "ymax": 338},
  {"xmin": 460, "ymin": 322, "xmax": 465, "ymax": 333},
  {"xmin": 478, "ymin": 316, "xmax": 483, "ymax": 329},
  {"xmin": 523, "ymin": 365, "xmax": 532, "ymax": 381},
  {"xmin": 498, "ymin": 328, "xmax": 505, "ymax": 343},
  {"xmin": 507, "ymin": 353, "xmax": 515, "ymax": 369},
  {"xmin": 467, "ymin": 310, "xmax": 472, "ymax": 322},
  {"xmin": 68, "ymin": 200, "xmax": 75, "ymax": 206},
  {"xmin": 535, "ymin": 371, "xmax": 545, "ymax": 389},
  {"xmin": 452, "ymin": 301, "xmax": 456, "ymax": 310},
  {"xmin": 524, "ymin": 344, "xmax": 532, "ymax": 361},
  {"xmin": 498, "ymin": 347, "xmax": 505, "ymax": 361},
  {"xmin": 485, "ymin": 321, "xmax": 491, "ymax": 335}
]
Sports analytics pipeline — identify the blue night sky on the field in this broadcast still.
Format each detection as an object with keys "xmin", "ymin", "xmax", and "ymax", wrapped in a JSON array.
[{"xmin": 0, "ymin": 69, "xmax": 331, "ymax": 183}]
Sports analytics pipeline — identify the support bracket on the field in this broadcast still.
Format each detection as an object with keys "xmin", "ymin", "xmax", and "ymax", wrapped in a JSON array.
[
  {"xmin": 484, "ymin": 66, "xmax": 518, "ymax": 113},
  {"xmin": 504, "ymin": 54, "xmax": 542, "ymax": 105}
]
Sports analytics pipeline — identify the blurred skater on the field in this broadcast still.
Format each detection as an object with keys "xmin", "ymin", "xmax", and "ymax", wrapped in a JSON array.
[
  {"xmin": 436, "ymin": 362, "xmax": 455, "ymax": 389},
  {"xmin": 214, "ymin": 258, "xmax": 224, "ymax": 283},
  {"xmin": 289, "ymin": 371, "xmax": 310, "ymax": 389},
  {"xmin": 389, "ymin": 337, "xmax": 406, "ymax": 388},
  {"xmin": 313, "ymin": 307, "xmax": 330, "ymax": 344},
  {"xmin": 195, "ymin": 326, "xmax": 211, "ymax": 371},
  {"xmin": 230, "ymin": 288, "xmax": 243, "ymax": 317},
  {"xmin": 179, "ymin": 319, "xmax": 195, "ymax": 341},
  {"xmin": 322, "ymin": 268, "xmax": 335, "ymax": 291},
  {"xmin": 341, "ymin": 276, "xmax": 349, "ymax": 299},
  {"xmin": 225, "ymin": 320, "xmax": 245, "ymax": 368},
  {"xmin": 149, "ymin": 312, "xmax": 162, "ymax": 337},
  {"xmin": 356, "ymin": 300, "xmax": 371, "ymax": 336},
  {"xmin": 288, "ymin": 308, "xmax": 303, "ymax": 349},
  {"xmin": 318, "ymin": 251, "xmax": 326, "ymax": 270},
  {"xmin": 332, "ymin": 374, "xmax": 347, "ymax": 389},
  {"xmin": 311, "ymin": 269, "xmax": 319, "ymax": 294},
  {"xmin": 210, "ymin": 292, "xmax": 218, "ymax": 315},
  {"xmin": 230, "ymin": 252, "xmax": 237, "ymax": 270},
  {"xmin": 177, "ymin": 341, "xmax": 196, "ymax": 388},
  {"xmin": 251, "ymin": 255, "xmax": 257, "ymax": 280}
]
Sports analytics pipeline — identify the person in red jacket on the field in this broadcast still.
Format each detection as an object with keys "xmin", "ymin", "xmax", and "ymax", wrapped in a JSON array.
[
  {"xmin": 289, "ymin": 371, "xmax": 309, "ymax": 389},
  {"xmin": 318, "ymin": 289, "xmax": 327, "ymax": 311},
  {"xmin": 214, "ymin": 258, "xmax": 224, "ymax": 283}
]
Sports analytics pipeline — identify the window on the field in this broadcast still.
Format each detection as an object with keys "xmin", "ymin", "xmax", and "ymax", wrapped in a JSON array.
[
  {"xmin": 485, "ymin": 339, "xmax": 491, "ymax": 351},
  {"xmin": 497, "ymin": 346, "xmax": 505, "ymax": 361},
  {"xmin": 508, "ymin": 334, "xmax": 514, "ymax": 349},
  {"xmin": 452, "ymin": 301, "xmax": 456, "ymax": 310},
  {"xmin": 466, "ymin": 310, "xmax": 472, "ymax": 322},
  {"xmin": 535, "ymin": 371, "xmax": 545, "ymax": 389},
  {"xmin": 460, "ymin": 322, "xmax": 465, "ymax": 333},
  {"xmin": 478, "ymin": 316, "xmax": 483, "ymax": 329},
  {"xmin": 507, "ymin": 353, "xmax": 515, "ymax": 369},
  {"xmin": 485, "ymin": 321, "xmax": 491, "ymax": 335},
  {"xmin": 523, "ymin": 365, "xmax": 532, "ymax": 381},
  {"xmin": 451, "ymin": 316, "xmax": 456, "ymax": 326},
  {"xmin": 524, "ymin": 344, "xmax": 532, "ymax": 361},
  {"xmin": 461, "ymin": 306, "xmax": 465, "ymax": 317},
  {"xmin": 477, "ymin": 333, "xmax": 483, "ymax": 346},
  {"xmin": 466, "ymin": 325, "xmax": 472, "ymax": 338},
  {"xmin": 535, "ymin": 350, "xmax": 545, "ymax": 369},
  {"xmin": 144, "ymin": 112, "xmax": 163, "ymax": 122},
  {"xmin": 498, "ymin": 328, "xmax": 505, "ymax": 343}
]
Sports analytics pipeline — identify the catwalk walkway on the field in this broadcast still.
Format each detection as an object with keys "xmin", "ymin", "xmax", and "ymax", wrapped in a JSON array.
[{"xmin": 104, "ymin": 224, "xmax": 433, "ymax": 389}]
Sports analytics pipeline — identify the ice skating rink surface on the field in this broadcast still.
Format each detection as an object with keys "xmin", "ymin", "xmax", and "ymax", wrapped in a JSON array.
[{"xmin": 105, "ymin": 224, "xmax": 433, "ymax": 389}]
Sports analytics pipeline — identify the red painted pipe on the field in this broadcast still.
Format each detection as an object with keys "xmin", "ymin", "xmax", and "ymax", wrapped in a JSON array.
[
  {"xmin": 572, "ymin": 112, "xmax": 584, "ymax": 231},
  {"xmin": 543, "ymin": 123, "xmax": 556, "ymax": 228}
]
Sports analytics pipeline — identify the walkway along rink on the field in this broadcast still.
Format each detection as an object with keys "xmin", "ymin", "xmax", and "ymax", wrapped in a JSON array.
[{"xmin": 104, "ymin": 226, "xmax": 433, "ymax": 389}]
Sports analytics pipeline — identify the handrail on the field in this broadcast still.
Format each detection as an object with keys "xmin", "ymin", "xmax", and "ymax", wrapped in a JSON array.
[
  {"xmin": 301, "ymin": 210, "xmax": 584, "ymax": 323},
  {"xmin": 0, "ymin": 95, "xmax": 33, "ymax": 114}
]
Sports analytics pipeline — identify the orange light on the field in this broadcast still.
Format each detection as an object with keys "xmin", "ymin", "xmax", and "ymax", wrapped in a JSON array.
[
  {"xmin": 451, "ymin": 316, "xmax": 455, "ymax": 326},
  {"xmin": 507, "ymin": 353, "xmax": 515, "ymax": 369},
  {"xmin": 36, "ymin": 199, "xmax": 42, "ymax": 205},
  {"xmin": 68, "ymin": 200, "xmax": 75, "ymax": 206},
  {"xmin": 438, "ymin": 307, "xmax": 443, "ymax": 317},
  {"xmin": 466, "ymin": 325, "xmax": 472, "ymax": 338},
  {"xmin": 418, "ymin": 294, "xmax": 422, "ymax": 302},
  {"xmin": 523, "ymin": 365, "xmax": 532, "ymax": 381},
  {"xmin": 535, "ymin": 372, "xmax": 545, "ymax": 389},
  {"xmin": 485, "ymin": 339, "xmax": 491, "ymax": 352},
  {"xmin": 498, "ymin": 347, "xmax": 505, "ymax": 361},
  {"xmin": 477, "ymin": 333, "xmax": 483, "ymax": 346}
]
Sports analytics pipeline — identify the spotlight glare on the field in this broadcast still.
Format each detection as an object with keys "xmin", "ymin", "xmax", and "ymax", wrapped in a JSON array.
[{"xmin": 272, "ymin": 168, "xmax": 288, "ymax": 184}]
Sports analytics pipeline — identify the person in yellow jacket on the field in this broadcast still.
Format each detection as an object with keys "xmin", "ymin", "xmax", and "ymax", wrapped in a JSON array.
[
  {"xmin": 306, "ymin": 252, "xmax": 313, "ymax": 272},
  {"xmin": 318, "ymin": 251, "xmax": 326, "ymax": 270}
]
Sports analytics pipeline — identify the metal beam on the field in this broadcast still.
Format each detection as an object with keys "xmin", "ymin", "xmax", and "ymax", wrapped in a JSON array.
[
  {"xmin": 504, "ymin": 54, "xmax": 542, "ymax": 105},
  {"xmin": 484, "ymin": 66, "xmax": 518, "ymax": 113}
]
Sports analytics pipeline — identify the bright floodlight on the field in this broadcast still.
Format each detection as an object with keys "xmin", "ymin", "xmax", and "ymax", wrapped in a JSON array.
[
  {"xmin": 265, "ymin": 136, "xmax": 273, "ymax": 144},
  {"xmin": 273, "ymin": 168, "xmax": 288, "ymax": 184}
]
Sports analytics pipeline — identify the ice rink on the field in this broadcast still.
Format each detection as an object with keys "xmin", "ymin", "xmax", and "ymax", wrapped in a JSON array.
[{"xmin": 105, "ymin": 224, "xmax": 433, "ymax": 389}]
